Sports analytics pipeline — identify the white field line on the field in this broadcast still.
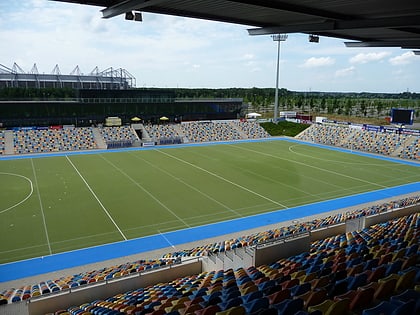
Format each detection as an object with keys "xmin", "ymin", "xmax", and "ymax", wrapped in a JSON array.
[
  {"xmin": 155, "ymin": 149, "xmax": 288, "ymax": 209},
  {"xmin": 99, "ymin": 154, "xmax": 191, "ymax": 228},
  {"xmin": 232, "ymin": 144, "xmax": 388, "ymax": 189},
  {"xmin": 288, "ymin": 144, "xmax": 416, "ymax": 177},
  {"xmin": 65, "ymin": 155, "xmax": 127, "ymax": 241},
  {"xmin": 30, "ymin": 158, "xmax": 52, "ymax": 255},
  {"xmin": 0, "ymin": 172, "xmax": 34, "ymax": 214},
  {"xmin": 186, "ymin": 146, "xmax": 367, "ymax": 207},
  {"xmin": 190, "ymin": 147, "xmax": 360, "ymax": 201},
  {"xmin": 129, "ymin": 152, "xmax": 243, "ymax": 217},
  {"xmin": 158, "ymin": 230, "xmax": 176, "ymax": 249}
]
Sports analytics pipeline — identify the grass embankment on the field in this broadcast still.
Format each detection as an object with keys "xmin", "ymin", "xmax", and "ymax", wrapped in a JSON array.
[{"xmin": 260, "ymin": 121, "xmax": 311, "ymax": 137}]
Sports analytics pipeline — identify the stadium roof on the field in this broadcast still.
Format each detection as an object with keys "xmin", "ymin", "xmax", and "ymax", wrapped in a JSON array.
[
  {"xmin": 0, "ymin": 63, "xmax": 136, "ymax": 89},
  {"xmin": 51, "ymin": 0, "xmax": 420, "ymax": 50}
]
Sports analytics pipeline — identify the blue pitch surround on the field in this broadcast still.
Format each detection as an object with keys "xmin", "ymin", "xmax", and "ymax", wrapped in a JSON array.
[{"xmin": 0, "ymin": 138, "xmax": 419, "ymax": 282}]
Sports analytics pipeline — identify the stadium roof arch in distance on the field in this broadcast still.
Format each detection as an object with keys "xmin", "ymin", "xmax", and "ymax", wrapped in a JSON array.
[
  {"xmin": 0, "ymin": 62, "xmax": 136, "ymax": 89},
  {"xmin": 51, "ymin": 0, "xmax": 420, "ymax": 52}
]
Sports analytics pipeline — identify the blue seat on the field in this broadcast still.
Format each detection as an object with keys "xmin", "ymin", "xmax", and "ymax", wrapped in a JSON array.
[
  {"xmin": 390, "ymin": 289, "xmax": 420, "ymax": 313},
  {"xmin": 328, "ymin": 279, "xmax": 348, "ymax": 298},
  {"xmin": 241, "ymin": 290, "xmax": 263, "ymax": 303},
  {"xmin": 273, "ymin": 298, "xmax": 304, "ymax": 315},
  {"xmin": 290, "ymin": 282, "xmax": 311, "ymax": 297},
  {"xmin": 237, "ymin": 276, "xmax": 252, "ymax": 285},
  {"xmin": 258, "ymin": 279, "xmax": 276, "ymax": 291},
  {"xmin": 347, "ymin": 273, "xmax": 368, "ymax": 291},
  {"xmin": 390, "ymin": 300, "xmax": 416, "ymax": 315},
  {"xmin": 222, "ymin": 290, "xmax": 241, "ymax": 302},
  {"xmin": 202, "ymin": 291, "xmax": 221, "ymax": 302},
  {"xmin": 362, "ymin": 300, "xmax": 395, "ymax": 315},
  {"xmin": 363, "ymin": 258, "xmax": 379, "ymax": 271},
  {"xmin": 404, "ymin": 243, "xmax": 418, "ymax": 256},
  {"xmin": 242, "ymin": 297, "xmax": 269, "ymax": 314},
  {"xmin": 218, "ymin": 296, "xmax": 242, "ymax": 310},
  {"xmin": 385, "ymin": 260, "xmax": 403, "ymax": 277}
]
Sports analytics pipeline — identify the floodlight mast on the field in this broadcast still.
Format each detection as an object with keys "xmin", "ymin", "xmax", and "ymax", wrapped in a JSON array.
[{"xmin": 272, "ymin": 34, "xmax": 287, "ymax": 122}]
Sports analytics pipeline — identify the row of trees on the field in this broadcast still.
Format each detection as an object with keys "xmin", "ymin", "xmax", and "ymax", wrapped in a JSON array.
[{"xmin": 174, "ymin": 87, "xmax": 420, "ymax": 118}]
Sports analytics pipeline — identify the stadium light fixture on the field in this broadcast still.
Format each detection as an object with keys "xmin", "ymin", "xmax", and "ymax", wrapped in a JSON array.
[
  {"xmin": 272, "ymin": 34, "xmax": 288, "ymax": 122},
  {"xmin": 125, "ymin": 11, "xmax": 142, "ymax": 21},
  {"xmin": 125, "ymin": 11, "xmax": 134, "ymax": 20},
  {"xmin": 309, "ymin": 34, "xmax": 320, "ymax": 43}
]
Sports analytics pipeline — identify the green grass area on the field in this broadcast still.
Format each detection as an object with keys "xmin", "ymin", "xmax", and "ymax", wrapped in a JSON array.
[
  {"xmin": 1, "ymin": 140, "xmax": 419, "ymax": 264},
  {"xmin": 260, "ymin": 121, "xmax": 311, "ymax": 137}
]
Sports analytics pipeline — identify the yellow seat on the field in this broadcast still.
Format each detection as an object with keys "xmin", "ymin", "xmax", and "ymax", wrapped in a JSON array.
[
  {"xmin": 308, "ymin": 298, "xmax": 350, "ymax": 315},
  {"xmin": 215, "ymin": 306, "xmax": 245, "ymax": 315}
]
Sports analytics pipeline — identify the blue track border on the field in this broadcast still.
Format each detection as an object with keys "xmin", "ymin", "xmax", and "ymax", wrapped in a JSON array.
[{"xmin": 1, "ymin": 138, "xmax": 419, "ymax": 282}]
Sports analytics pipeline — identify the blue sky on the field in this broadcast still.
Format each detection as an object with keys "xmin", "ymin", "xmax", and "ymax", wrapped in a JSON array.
[{"xmin": 1, "ymin": 0, "xmax": 419, "ymax": 93}]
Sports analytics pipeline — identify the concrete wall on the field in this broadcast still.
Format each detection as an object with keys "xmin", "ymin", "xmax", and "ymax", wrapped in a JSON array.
[{"xmin": 254, "ymin": 234, "xmax": 311, "ymax": 267}]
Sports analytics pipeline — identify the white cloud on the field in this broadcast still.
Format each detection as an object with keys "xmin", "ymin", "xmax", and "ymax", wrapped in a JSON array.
[
  {"xmin": 242, "ymin": 53, "xmax": 254, "ymax": 60},
  {"xmin": 1, "ymin": 1, "xmax": 420, "ymax": 91},
  {"xmin": 300, "ymin": 57, "xmax": 335, "ymax": 68},
  {"xmin": 335, "ymin": 66, "xmax": 355, "ymax": 77},
  {"xmin": 389, "ymin": 52, "xmax": 416, "ymax": 65},
  {"xmin": 349, "ymin": 52, "xmax": 390, "ymax": 64}
]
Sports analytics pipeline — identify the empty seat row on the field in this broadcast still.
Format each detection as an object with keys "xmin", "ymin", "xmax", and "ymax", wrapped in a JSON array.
[
  {"xmin": 44, "ymin": 212, "xmax": 419, "ymax": 314},
  {"xmin": 1, "ymin": 195, "xmax": 418, "ymax": 306}
]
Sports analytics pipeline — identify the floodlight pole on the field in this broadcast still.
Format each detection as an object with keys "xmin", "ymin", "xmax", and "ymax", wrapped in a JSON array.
[{"xmin": 272, "ymin": 34, "xmax": 288, "ymax": 122}]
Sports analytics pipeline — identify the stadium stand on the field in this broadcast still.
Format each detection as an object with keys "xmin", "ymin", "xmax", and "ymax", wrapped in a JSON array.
[
  {"xmin": 143, "ymin": 124, "xmax": 183, "ymax": 145},
  {"xmin": 6, "ymin": 121, "xmax": 420, "ymax": 160},
  {"xmin": 398, "ymin": 137, "xmax": 420, "ymax": 160},
  {"xmin": 98, "ymin": 126, "xmax": 139, "ymax": 149},
  {"xmin": 296, "ymin": 124, "xmax": 420, "ymax": 160},
  {"xmin": 0, "ymin": 258, "xmax": 180, "ymax": 305},
  {"xmin": 296, "ymin": 124, "xmax": 355, "ymax": 147},
  {"xmin": 39, "ymin": 211, "xmax": 419, "ymax": 315},
  {"xmin": 180, "ymin": 121, "xmax": 243, "ymax": 143},
  {"xmin": 1, "ymin": 195, "xmax": 418, "ymax": 309},
  {"xmin": 0, "ymin": 130, "xmax": 4, "ymax": 154},
  {"xmin": 161, "ymin": 195, "xmax": 420, "ymax": 258},
  {"xmin": 12, "ymin": 127, "xmax": 98, "ymax": 154},
  {"xmin": 1, "ymin": 121, "xmax": 271, "ymax": 157},
  {"xmin": 342, "ymin": 129, "xmax": 410, "ymax": 156},
  {"xmin": 233, "ymin": 121, "xmax": 271, "ymax": 139}
]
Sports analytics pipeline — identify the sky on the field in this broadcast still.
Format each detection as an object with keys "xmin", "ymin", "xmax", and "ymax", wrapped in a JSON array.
[{"xmin": 0, "ymin": 0, "xmax": 419, "ymax": 93}]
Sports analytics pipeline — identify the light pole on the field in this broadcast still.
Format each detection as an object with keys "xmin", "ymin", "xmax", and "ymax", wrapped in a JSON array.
[{"xmin": 272, "ymin": 34, "xmax": 288, "ymax": 122}]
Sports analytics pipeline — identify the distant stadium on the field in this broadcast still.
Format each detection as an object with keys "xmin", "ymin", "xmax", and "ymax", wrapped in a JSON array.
[
  {"xmin": 0, "ymin": 64, "xmax": 419, "ymax": 315},
  {"xmin": 0, "ymin": 63, "xmax": 135, "ymax": 89}
]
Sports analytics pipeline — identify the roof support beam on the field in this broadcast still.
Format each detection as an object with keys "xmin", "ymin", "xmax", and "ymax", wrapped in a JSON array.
[
  {"xmin": 345, "ymin": 41, "xmax": 420, "ymax": 49},
  {"xmin": 248, "ymin": 15, "xmax": 420, "ymax": 36},
  {"xmin": 102, "ymin": 0, "xmax": 169, "ymax": 18},
  {"xmin": 227, "ymin": 0, "xmax": 353, "ymax": 21}
]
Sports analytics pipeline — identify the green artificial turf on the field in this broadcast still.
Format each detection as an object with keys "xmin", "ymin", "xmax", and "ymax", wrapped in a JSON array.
[{"xmin": 1, "ymin": 140, "xmax": 419, "ymax": 263}]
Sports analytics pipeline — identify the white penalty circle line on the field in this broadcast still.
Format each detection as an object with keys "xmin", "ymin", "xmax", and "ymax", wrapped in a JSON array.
[{"xmin": 0, "ymin": 172, "xmax": 34, "ymax": 214}]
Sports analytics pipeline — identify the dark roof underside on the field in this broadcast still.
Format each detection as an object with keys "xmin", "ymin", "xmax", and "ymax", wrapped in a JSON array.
[{"xmin": 52, "ymin": 0, "xmax": 420, "ymax": 49}]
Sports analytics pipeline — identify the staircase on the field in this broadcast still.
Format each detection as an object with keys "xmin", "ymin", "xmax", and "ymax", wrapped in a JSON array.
[
  {"xmin": 92, "ymin": 128, "xmax": 107, "ymax": 149},
  {"xmin": 390, "ymin": 135, "xmax": 416, "ymax": 157},
  {"xmin": 172, "ymin": 124, "xmax": 189, "ymax": 143},
  {"xmin": 4, "ymin": 130, "xmax": 14, "ymax": 155},
  {"xmin": 230, "ymin": 122, "xmax": 249, "ymax": 139},
  {"xmin": 138, "ymin": 124, "xmax": 152, "ymax": 142}
]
